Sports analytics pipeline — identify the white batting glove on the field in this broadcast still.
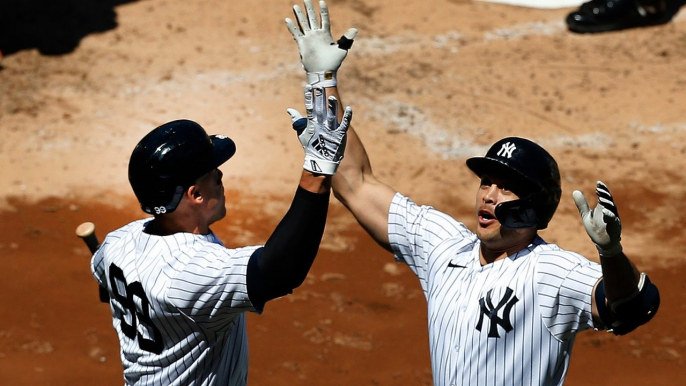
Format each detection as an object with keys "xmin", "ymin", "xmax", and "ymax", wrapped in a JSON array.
[
  {"xmin": 573, "ymin": 181, "xmax": 623, "ymax": 257},
  {"xmin": 285, "ymin": 0, "xmax": 358, "ymax": 87},
  {"xmin": 286, "ymin": 82, "xmax": 315, "ymax": 151},
  {"xmin": 287, "ymin": 85, "xmax": 351, "ymax": 175}
]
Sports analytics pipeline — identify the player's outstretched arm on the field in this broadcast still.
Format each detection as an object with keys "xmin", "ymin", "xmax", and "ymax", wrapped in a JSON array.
[
  {"xmin": 330, "ymin": 100, "xmax": 396, "ymax": 250},
  {"xmin": 291, "ymin": 85, "xmax": 396, "ymax": 250},
  {"xmin": 574, "ymin": 181, "xmax": 660, "ymax": 335},
  {"xmin": 285, "ymin": 0, "xmax": 395, "ymax": 250},
  {"xmin": 245, "ymin": 86, "xmax": 349, "ymax": 308}
]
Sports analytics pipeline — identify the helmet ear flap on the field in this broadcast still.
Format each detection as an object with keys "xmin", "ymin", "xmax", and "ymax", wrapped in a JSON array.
[
  {"xmin": 495, "ymin": 189, "xmax": 559, "ymax": 230},
  {"xmin": 495, "ymin": 196, "xmax": 540, "ymax": 229}
]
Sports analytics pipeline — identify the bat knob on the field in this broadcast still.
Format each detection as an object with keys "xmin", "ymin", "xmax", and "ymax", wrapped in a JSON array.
[{"xmin": 76, "ymin": 222, "xmax": 96, "ymax": 238}]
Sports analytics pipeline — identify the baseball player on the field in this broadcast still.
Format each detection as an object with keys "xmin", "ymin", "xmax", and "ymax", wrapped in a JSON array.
[
  {"xmin": 90, "ymin": 91, "xmax": 352, "ymax": 385},
  {"xmin": 285, "ymin": 2, "xmax": 660, "ymax": 385}
]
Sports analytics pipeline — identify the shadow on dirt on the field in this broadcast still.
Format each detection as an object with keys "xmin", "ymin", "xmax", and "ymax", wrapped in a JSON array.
[{"xmin": 0, "ymin": 0, "xmax": 138, "ymax": 57}]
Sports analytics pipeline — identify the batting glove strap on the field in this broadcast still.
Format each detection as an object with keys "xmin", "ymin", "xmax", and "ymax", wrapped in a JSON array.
[
  {"xmin": 307, "ymin": 71, "xmax": 337, "ymax": 87},
  {"xmin": 303, "ymin": 154, "xmax": 340, "ymax": 175}
]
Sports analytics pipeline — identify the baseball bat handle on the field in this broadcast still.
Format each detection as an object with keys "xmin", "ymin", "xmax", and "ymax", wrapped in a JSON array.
[{"xmin": 75, "ymin": 222, "xmax": 110, "ymax": 303}]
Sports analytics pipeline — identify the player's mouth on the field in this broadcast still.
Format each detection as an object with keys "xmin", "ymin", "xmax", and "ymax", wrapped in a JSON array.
[{"xmin": 478, "ymin": 208, "xmax": 498, "ymax": 227}]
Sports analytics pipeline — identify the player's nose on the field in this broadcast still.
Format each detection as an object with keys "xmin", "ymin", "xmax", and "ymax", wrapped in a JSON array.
[{"xmin": 482, "ymin": 184, "xmax": 498, "ymax": 203}]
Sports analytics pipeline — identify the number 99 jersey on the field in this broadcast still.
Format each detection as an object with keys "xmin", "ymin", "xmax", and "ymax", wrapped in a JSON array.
[{"xmin": 91, "ymin": 219, "xmax": 262, "ymax": 386}]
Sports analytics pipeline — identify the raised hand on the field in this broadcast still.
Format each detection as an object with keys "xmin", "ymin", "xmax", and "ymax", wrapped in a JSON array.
[
  {"xmin": 287, "ymin": 85, "xmax": 352, "ymax": 175},
  {"xmin": 573, "ymin": 181, "xmax": 623, "ymax": 257},
  {"xmin": 285, "ymin": 0, "xmax": 358, "ymax": 86}
]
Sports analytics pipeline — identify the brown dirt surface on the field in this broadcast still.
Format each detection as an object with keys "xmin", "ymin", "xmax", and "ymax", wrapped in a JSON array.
[{"xmin": 1, "ymin": 0, "xmax": 685, "ymax": 385}]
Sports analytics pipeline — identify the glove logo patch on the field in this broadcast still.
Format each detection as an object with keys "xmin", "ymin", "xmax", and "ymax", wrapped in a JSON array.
[
  {"xmin": 310, "ymin": 160, "xmax": 322, "ymax": 173},
  {"xmin": 312, "ymin": 135, "xmax": 331, "ymax": 158},
  {"xmin": 497, "ymin": 142, "xmax": 517, "ymax": 159}
]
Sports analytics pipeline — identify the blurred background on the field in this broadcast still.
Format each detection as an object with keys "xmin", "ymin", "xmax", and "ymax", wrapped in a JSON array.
[{"xmin": 1, "ymin": 0, "xmax": 685, "ymax": 384}]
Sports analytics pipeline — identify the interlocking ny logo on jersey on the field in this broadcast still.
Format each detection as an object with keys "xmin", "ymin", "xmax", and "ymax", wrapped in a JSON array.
[
  {"xmin": 476, "ymin": 287, "xmax": 519, "ymax": 338},
  {"xmin": 497, "ymin": 142, "xmax": 517, "ymax": 158}
]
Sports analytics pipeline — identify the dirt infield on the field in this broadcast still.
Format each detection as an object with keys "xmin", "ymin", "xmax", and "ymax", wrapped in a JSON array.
[{"xmin": 1, "ymin": 0, "xmax": 685, "ymax": 385}]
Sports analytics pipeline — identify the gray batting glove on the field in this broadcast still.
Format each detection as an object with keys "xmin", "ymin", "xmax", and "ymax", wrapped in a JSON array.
[
  {"xmin": 285, "ymin": 0, "xmax": 358, "ymax": 87},
  {"xmin": 573, "ymin": 181, "xmax": 623, "ymax": 257},
  {"xmin": 287, "ymin": 85, "xmax": 351, "ymax": 175}
]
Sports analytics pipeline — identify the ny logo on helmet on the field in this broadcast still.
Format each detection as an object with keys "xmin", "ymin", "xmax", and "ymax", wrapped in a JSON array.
[{"xmin": 497, "ymin": 142, "xmax": 517, "ymax": 158}]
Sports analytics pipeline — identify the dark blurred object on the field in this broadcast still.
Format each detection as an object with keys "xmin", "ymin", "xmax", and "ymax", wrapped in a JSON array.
[
  {"xmin": 0, "ymin": 0, "xmax": 137, "ymax": 56},
  {"xmin": 566, "ymin": 0, "xmax": 683, "ymax": 33}
]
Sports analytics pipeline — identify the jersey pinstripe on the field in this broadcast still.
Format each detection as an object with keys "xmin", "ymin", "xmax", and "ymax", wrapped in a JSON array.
[
  {"xmin": 91, "ymin": 218, "xmax": 261, "ymax": 386},
  {"xmin": 388, "ymin": 193, "xmax": 603, "ymax": 386}
]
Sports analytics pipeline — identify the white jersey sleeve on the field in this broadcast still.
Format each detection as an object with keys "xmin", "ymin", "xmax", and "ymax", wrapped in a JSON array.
[
  {"xmin": 166, "ymin": 241, "xmax": 260, "ymax": 332},
  {"xmin": 91, "ymin": 237, "xmax": 108, "ymax": 287},
  {"xmin": 90, "ymin": 219, "xmax": 142, "ymax": 289},
  {"xmin": 536, "ymin": 248, "xmax": 604, "ymax": 340},
  {"xmin": 388, "ymin": 193, "xmax": 473, "ymax": 286}
]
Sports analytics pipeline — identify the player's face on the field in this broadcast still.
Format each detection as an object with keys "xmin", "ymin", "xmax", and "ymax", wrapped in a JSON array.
[
  {"xmin": 196, "ymin": 168, "xmax": 227, "ymax": 224},
  {"xmin": 475, "ymin": 174, "xmax": 535, "ymax": 252}
]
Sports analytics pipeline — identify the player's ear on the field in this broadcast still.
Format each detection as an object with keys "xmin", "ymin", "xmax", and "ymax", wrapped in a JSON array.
[{"xmin": 187, "ymin": 184, "xmax": 204, "ymax": 203}]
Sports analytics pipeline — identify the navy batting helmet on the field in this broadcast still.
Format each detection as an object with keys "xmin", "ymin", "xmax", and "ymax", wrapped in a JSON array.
[
  {"xmin": 466, "ymin": 137, "xmax": 561, "ymax": 229},
  {"xmin": 128, "ymin": 119, "xmax": 236, "ymax": 215}
]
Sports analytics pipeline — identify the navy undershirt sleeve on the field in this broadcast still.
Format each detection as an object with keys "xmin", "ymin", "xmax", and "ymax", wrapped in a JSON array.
[{"xmin": 246, "ymin": 186, "xmax": 330, "ymax": 307}]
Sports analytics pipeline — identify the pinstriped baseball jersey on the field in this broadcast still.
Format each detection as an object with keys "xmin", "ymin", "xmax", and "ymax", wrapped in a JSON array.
[
  {"xmin": 388, "ymin": 193, "xmax": 603, "ymax": 386},
  {"xmin": 91, "ymin": 218, "xmax": 262, "ymax": 386}
]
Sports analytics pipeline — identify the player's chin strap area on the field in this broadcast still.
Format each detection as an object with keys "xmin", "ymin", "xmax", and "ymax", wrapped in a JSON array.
[
  {"xmin": 595, "ymin": 273, "xmax": 661, "ymax": 335},
  {"xmin": 494, "ymin": 193, "xmax": 542, "ymax": 229}
]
